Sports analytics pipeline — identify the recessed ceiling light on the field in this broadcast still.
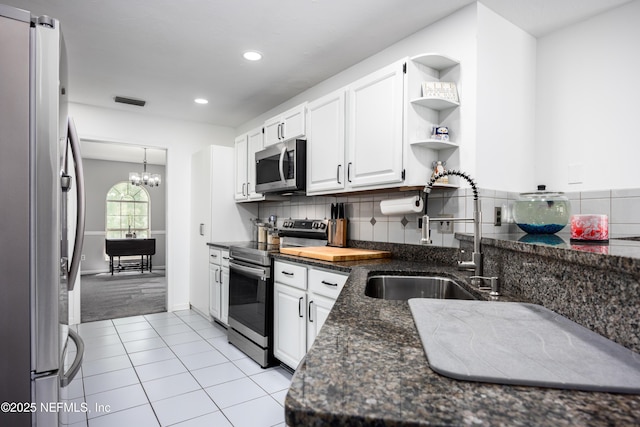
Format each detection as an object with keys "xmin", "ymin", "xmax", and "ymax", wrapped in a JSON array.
[
  {"xmin": 194, "ymin": 98, "xmax": 208, "ymax": 105},
  {"xmin": 243, "ymin": 51, "xmax": 263, "ymax": 61}
]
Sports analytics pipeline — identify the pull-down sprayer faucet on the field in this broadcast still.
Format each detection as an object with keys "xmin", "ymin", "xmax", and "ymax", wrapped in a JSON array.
[{"xmin": 422, "ymin": 170, "xmax": 483, "ymax": 278}]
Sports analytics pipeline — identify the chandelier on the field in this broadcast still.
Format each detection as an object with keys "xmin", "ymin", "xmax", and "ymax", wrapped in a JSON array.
[{"xmin": 129, "ymin": 148, "xmax": 161, "ymax": 187}]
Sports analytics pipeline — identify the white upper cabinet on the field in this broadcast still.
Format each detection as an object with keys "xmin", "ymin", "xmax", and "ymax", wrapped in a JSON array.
[
  {"xmin": 346, "ymin": 59, "xmax": 405, "ymax": 188},
  {"xmin": 235, "ymin": 127, "xmax": 265, "ymax": 202},
  {"xmin": 234, "ymin": 133, "xmax": 249, "ymax": 201},
  {"xmin": 246, "ymin": 126, "xmax": 264, "ymax": 200},
  {"xmin": 306, "ymin": 88, "xmax": 346, "ymax": 194},
  {"xmin": 264, "ymin": 102, "xmax": 307, "ymax": 147}
]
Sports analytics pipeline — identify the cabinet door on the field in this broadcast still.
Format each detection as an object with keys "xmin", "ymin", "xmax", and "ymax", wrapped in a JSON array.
[
  {"xmin": 246, "ymin": 126, "xmax": 264, "ymax": 200},
  {"xmin": 209, "ymin": 263, "xmax": 220, "ymax": 319},
  {"xmin": 347, "ymin": 60, "xmax": 405, "ymax": 188},
  {"xmin": 281, "ymin": 103, "xmax": 306, "ymax": 142},
  {"xmin": 306, "ymin": 89, "xmax": 346, "ymax": 194},
  {"xmin": 306, "ymin": 293, "xmax": 335, "ymax": 351},
  {"xmin": 263, "ymin": 116, "xmax": 282, "ymax": 147},
  {"xmin": 189, "ymin": 148, "xmax": 211, "ymax": 316},
  {"xmin": 220, "ymin": 267, "xmax": 229, "ymax": 325},
  {"xmin": 274, "ymin": 282, "xmax": 307, "ymax": 369},
  {"xmin": 234, "ymin": 134, "xmax": 248, "ymax": 201}
]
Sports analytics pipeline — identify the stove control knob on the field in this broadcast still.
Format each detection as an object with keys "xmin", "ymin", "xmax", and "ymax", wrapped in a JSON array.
[{"xmin": 319, "ymin": 223, "xmax": 326, "ymax": 230}]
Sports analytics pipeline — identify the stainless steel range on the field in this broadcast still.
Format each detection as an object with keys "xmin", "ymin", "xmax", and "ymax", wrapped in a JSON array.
[{"xmin": 227, "ymin": 219, "xmax": 328, "ymax": 367}]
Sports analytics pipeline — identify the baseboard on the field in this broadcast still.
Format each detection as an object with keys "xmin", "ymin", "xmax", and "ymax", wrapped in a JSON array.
[
  {"xmin": 187, "ymin": 305, "xmax": 212, "ymax": 321},
  {"xmin": 81, "ymin": 266, "xmax": 166, "ymax": 276},
  {"xmin": 170, "ymin": 303, "xmax": 191, "ymax": 312}
]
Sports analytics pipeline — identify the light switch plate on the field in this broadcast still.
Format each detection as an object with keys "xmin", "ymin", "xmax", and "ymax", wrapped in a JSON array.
[{"xmin": 568, "ymin": 163, "xmax": 584, "ymax": 184}]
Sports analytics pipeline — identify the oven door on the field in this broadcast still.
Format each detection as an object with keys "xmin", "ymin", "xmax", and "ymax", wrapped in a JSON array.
[{"xmin": 228, "ymin": 259, "xmax": 272, "ymax": 347}]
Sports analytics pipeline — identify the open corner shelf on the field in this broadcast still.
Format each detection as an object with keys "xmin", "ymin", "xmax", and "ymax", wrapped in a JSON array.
[
  {"xmin": 410, "ymin": 96, "xmax": 459, "ymax": 111},
  {"xmin": 410, "ymin": 53, "xmax": 460, "ymax": 70},
  {"xmin": 410, "ymin": 139, "xmax": 458, "ymax": 150}
]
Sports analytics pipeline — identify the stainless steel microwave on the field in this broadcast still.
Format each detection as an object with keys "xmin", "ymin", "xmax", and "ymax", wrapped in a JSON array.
[{"xmin": 255, "ymin": 139, "xmax": 306, "ymax": 194}]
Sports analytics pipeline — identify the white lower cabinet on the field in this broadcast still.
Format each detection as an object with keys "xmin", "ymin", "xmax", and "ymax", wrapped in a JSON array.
[
  {"xmin": 209, "ymin": 249, "xmax": 229, "ymax": 326},
  {"xmin": 306, "ymin": 293, "xmax": 334, "ymax": 351},
  {"xmin": 274, "ymin": 282, "xmax": 307, "ymax": 369},
  {"xmin": 220, "ymin": 263, "xmax": 229, "ymax": 325},
  {"xmin": 273, "ymin": 260, "xmax": 347, "ymax": 369}
]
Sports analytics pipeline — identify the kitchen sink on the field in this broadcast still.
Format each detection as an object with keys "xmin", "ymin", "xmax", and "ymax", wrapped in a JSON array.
[{"xmin": 365, "ymin": 275, "xmax": 476, "ymax": 300}]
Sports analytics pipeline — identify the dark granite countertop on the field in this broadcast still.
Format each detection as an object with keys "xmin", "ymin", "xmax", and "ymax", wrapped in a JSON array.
[
  {"xmin": 460, "ymin": 232, "xmax": 640, "ymax": 274},
  {"xmin": 283, "ymin": 245, "xmax": 640, "ymax": 426},
  {"xmin": 206, "ymin": 241, "xmax": 240, "ymax": 249}
]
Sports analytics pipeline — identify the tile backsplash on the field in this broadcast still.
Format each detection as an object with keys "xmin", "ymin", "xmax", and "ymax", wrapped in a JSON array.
[{"xmin": 257, "ymin": 188, "xmax": 640, "ymax": 246}]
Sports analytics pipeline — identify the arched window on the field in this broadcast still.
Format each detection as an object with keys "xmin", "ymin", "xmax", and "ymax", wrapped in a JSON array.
[{"xmin": 106, "ymin": 182, "xmax": 150, "ymax": 238}]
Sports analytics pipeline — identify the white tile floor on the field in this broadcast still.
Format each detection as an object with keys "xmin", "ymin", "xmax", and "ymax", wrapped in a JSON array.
[{"xmin": 65, "ymin": 310, "xmax": 291, "ymax": 427}]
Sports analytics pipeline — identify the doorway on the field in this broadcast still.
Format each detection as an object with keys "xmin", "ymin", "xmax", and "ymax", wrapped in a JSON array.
[{"xmin": 78, "ymin": 140, "xmax": 168, "ymax": 322}]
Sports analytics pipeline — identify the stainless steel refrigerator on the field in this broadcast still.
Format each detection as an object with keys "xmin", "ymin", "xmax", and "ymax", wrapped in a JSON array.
[{"xmin": 0, "ymin": 4, "xmax": 86, "ymax": 426}]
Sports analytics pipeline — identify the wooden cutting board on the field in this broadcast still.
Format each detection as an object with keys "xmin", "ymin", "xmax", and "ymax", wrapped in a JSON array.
[{"xmin": 279, "ymin": 246, "xmax": 391, "ymax": 262}]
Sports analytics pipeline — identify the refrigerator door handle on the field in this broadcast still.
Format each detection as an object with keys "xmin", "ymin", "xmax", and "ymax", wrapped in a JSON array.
[
  {"xmin": 60, "ymin": 329, "xmax": 84, "ymax": 387},
  {"xmin": 67, "ymin": 117, "xmax": 85, "ymax": 291}
]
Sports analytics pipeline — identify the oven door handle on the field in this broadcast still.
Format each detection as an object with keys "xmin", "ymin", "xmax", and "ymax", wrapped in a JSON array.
[{"xmin": 229, "ymin": 261, "xmax": 267, "ymax": 280}]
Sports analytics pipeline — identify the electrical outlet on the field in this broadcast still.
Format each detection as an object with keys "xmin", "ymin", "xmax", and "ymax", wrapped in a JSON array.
[
  {"xmin": 494, "ymin": 207, "xmax": 502, "ymax": 226},
  {"xmin": 437, "ymin": 214, "xmax": 454, "ymax": 233},
  {"xmin": 81, "ymin": 254, "xmax": 86, "ymax": 261}
]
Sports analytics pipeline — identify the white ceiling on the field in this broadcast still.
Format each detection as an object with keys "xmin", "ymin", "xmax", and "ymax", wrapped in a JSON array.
[{"xmin": 3, "ymin": 0, "xmax": 633, "ymax": 131}]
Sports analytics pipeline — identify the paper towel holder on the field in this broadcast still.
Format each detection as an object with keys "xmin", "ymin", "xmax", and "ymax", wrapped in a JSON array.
[{"xmin": 379, "ymin": 195, "xmax": 424, "ymax": 216}]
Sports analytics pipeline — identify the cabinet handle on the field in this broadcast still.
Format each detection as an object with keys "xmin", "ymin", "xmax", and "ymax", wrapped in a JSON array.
[
  {"xmin": 199, "ymin": 223, "xmax": 205, "ymax": 236},
  {"xmin": 242, "ymin": 182, "xmax": 246, "ymax": 196},
  {"xmin": 336, "ymin": 164, "xmax": 342, "ymax": 184},
  {"xmin": 308, "ymin": 300, "xmax": 314, "ymax": 322},
  {"xmin": 347, "ymin": 162, "xmax": 352, "ymax": 182},
  {"xmin": 321, "ymin": 280, "xmax": 338, "ymax": 287},
  {"xmin": 217, "ymin": 268, "xmax": 221, "ymax": 283},
  {"xmin": 282, "ymin": 271, "xmax": 294, "ymax": 276},
  {"xmin": 222, "ymin": 256, "xmax": 229, "ymax": 260},
  {"xmin": 281, "ymin": 122, "xmax": 286, "ymax": 139},
  {"xmin": 210, "ymin": 253, "xmax": 218, "ymax": 258},
  {"xmin": 298, "ymin": 297, "xmax": 304, "ymax": 318}
]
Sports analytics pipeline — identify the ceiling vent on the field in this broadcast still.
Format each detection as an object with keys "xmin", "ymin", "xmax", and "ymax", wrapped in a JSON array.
[{"xmin": 114, "ymin": 96, "xmax": 146, "ymax": 107}]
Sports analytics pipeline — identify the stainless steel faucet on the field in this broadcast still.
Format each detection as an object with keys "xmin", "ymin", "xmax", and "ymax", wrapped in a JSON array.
[{"xmin": 422, "ymin": 170, "xmax": 483, "ymax": 278}]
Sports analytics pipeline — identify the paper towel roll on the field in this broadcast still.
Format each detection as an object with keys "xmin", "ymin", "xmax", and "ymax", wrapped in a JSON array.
[{"xmin": 380, "ymin": 196, "xmax": 424, "ymax": 215}]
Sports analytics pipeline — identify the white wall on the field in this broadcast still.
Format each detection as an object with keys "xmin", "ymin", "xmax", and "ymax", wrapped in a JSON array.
[
  {"xmin": 69, "ymin": 102, "xmax": 235, "ymax": 312},
  {"xmin": 535, "ymin": 0, "xmax": 640, "ymax": 192},
  {"xmin": 476, "ymin": 4, "xmax": 537, "ymax": 192}
]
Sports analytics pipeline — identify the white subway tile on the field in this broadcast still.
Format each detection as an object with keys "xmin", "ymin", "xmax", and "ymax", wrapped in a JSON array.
[
  {"xmin": 612, "ymin": 188, "xmax": 640, "ymax": 198},
  {"xmin": 388, "ymin": 221, "xmax": 405, "ymax": 244},
  {"xmin": 581, "ymin": 190, "xmax": 611, "ymax": 199},
  {"xmin": 611, "ymin": 197, "xmax": 640, "ymax": 223},
  {"xmin": 580, "ymin": 198, "xmax": 610, "ymax": 216},
  {"xmin": 372, "ymin": 222, "xmax": 388, "ymax": 242}
]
